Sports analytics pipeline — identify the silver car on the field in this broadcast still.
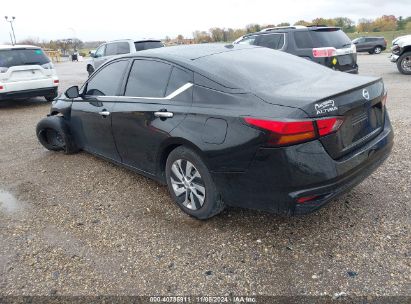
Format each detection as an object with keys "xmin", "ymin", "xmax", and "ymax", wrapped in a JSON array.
[{"xmin": 87, "ymin": 39, "xmax": 164, "ymax": 75}]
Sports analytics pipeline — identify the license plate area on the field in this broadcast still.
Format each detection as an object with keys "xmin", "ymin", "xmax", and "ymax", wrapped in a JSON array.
[
  {"xmin": 9, "ymin": 70, "xmax": 43, "ymax": 81},
  {"xmin": 320, "ymin": 101, "xmax": 384, "ymax": 159},
  {"xmin": 337, "ymin": 54, "xmax": 353, "ymax": 66}
]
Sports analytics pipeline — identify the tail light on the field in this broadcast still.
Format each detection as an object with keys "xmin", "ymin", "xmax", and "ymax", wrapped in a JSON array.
[
  {"xmin": 244, "ymin": 117, "xmax": 344, "ymax": 147},
  {"xmin": 312, "ymin": 47, "xmax": 337, "ymax": 58},
  {"xmin": 316, "ymin": 117, "xmax": 344, "ymax": 136},
  {"xmin": 53, "ymin": 79, "xmax": 59, "ymax": 84},
  {"xmin": 0, "ymin": 85, "xmax": 3, "ymax": 90}
]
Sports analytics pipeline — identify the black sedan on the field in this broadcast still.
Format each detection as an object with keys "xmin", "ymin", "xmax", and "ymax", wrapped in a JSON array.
[{"xmin": 36, "ymin": 44, "xmax": 393, "ymax": 219}]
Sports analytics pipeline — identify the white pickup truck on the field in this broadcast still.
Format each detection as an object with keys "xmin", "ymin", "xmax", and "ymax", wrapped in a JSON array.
[{"xmin": 389, "ymin": 35, "xmax": 411, "ymax": 75}]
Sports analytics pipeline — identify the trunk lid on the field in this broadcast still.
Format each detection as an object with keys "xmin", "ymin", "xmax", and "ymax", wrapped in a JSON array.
[{"xmin": 256, "ymin": 73, "xmax": 385, "ymax": 159}]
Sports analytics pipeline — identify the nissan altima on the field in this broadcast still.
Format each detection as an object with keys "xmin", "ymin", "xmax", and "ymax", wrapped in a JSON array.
[{"xmin": 36, "ymin": 44, "xmax": 393, "ymax": 219}]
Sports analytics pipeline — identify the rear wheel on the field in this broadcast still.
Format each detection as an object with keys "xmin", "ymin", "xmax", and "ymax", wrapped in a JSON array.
[
  {"xmin": 36, "ymin": 116, "xmax": 79, "ymax": 154},
  {"xmin": 45, "ymin": 94, "xmax": 57, "ymax": 102},
  {"xmin": 165, "ymin": 146, "xmax": 225, "ymax": 219},
  {"xmin": 397, "ymin": 52, "xmax": 411, "ymax": 75},
  {"xmin": 373, "ymin": 46, "xmax": 382, "ymax": 54}
]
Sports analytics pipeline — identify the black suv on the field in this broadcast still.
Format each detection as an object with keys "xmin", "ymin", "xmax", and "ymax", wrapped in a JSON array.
[
  {"xmin": 352, "ymin": 37, "xmax": 387, "ymax": 54},
  {"xmin": 234, "ymin": 26, "xmax": 358, "ymax": 73}
]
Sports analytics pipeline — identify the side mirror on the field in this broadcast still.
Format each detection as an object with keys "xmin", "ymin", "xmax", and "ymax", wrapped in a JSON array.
[{"xmin": 65, "ymin": 86, "xmax": 80, "ymax": 99}]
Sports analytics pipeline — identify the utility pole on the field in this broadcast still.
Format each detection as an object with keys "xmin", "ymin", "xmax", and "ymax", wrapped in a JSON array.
[{"xmin": 5, "ymin": 16, "xmax": 17, "ymax": 45}]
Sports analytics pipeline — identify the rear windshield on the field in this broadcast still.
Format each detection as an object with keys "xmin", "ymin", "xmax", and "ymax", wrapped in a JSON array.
[
  {"xmin": 194, "ymin": 47, "xmax": 333, "ymax": 91},
  {"xmin": 134, "ymin": 41, "xmax": 164, "ymax": 51},
  {"xmin": 0, "ymin": 48, "xmax": 50, "ymax": 68},
  {"xmin": 309, "ymin": 29, "xmax": 351, "ymax": 48}
]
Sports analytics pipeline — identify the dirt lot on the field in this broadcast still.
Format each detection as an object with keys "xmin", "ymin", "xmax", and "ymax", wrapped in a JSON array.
[{"xmin": 0, "ymin": 54, "xmax": 410, "ymax": 298}]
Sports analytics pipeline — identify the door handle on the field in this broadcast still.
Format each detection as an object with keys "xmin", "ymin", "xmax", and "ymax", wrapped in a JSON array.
[
  {"xmin": 98, "ymin": 110, "xmax": 110, "ymax": 117},
  {"xmin": 154, "ymin": 111, "xmax": 173, "ymax": 118}
]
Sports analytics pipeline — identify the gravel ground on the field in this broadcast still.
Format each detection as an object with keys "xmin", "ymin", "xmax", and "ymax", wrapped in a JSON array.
[{"xmin": 0, "ymin": 54, "xmax": 409, "ymax": 298}]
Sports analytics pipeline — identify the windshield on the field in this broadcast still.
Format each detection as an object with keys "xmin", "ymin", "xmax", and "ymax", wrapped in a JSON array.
[
  {"xmin": 0, "ymin": 48, "xmax": 50, "ymax": 68},
  {"xmin": 310, "ymin": 29, "xmax": 352, "ymax": 48},
  {"xmin": 134, "ymin": 41, "xmax": 164, "ymax": 51}
]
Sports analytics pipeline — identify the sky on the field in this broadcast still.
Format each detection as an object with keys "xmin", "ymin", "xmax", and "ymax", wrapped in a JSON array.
[{"xmin": 1, "ymin": 0, "xmax": 411, "ymax": 43}]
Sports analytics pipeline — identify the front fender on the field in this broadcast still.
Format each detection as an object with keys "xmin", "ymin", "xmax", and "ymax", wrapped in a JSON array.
[{"xmin": 49, "ymin": 98, "xmax": 73, "ymax": 119}]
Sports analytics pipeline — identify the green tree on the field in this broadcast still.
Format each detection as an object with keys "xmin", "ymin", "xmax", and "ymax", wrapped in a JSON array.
[
  {"xmin": 357, "ymin": 18, "xmax": 373, "ymax": 32},
  {"xmin": 397, "ymin": 16, "xmax": 406, "ymax": 30},
  {"xmin": 193, "ymin": 31, "xmax": 212, "ymax": 43},
  {"xmin": 333, "ymin": 17, "xmax": 356, "ymax": 32},
  {"xmin": 276, "ymin": 22, "xmax": 290, "ymax": 26},
  {"xmin": 294, "ymin": 20, "xmax": 311, "ymax": 26},
  {"xmin": 246, "ymin": 24, "xmax": 261, "ymax": 33},
  {"xmin": 209, "ymin": 27, "xmax": 224, "ymax": 42},
  {"xmin": 372, "ymin": 15, "xmax": 397, "ymax": 32}
]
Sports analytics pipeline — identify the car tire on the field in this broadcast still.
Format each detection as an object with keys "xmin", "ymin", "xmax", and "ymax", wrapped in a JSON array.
[
  {"xmin": 373, "ymin": 46, "xmax": 382, "ymax": 54},
  {"xmin": 87, "ymin": 65, "xmax": 94, "ymax": 76},
  {"xmin": 45, "ymin": 94, "xmax": 57, "ymax": 102},
  {"xmin": 165, "ymin": 146, "xmax": 225, "ymax": 219},
  {"xmin": 36, "ymin": 116, "xmax": 79, "ymax": 154},
  {"xmin": 396, "ymin": 52, "xmax": 411, "ymax": 75}
]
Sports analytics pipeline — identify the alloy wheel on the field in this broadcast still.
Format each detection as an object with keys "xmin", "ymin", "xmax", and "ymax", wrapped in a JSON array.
[
  {"xmin": 170, "ymin": 159, "xmax": 206, "ymax": 210},
  {"xmin": 374, "ymin": 47, "xmax": 382, "ymax": 54},
  {"xmin": 401, "ymin": 56, "xmax": 411, "ymax": 73}
]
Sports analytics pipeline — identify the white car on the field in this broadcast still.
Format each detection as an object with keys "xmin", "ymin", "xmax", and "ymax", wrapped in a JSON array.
[
  {"xmin": 0, "ymin": 45, "xmax": 59, "ymax": 101},
  {"xmin": 87, "ymin": 39, "xmax": 164, "ymax": 75},
  {"xmin": 389, "ymin": 35, "xmax": 411, "ymax": 74}
]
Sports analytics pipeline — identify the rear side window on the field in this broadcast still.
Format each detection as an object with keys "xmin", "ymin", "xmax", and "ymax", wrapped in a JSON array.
[
  {"xmin": 0, "ymin": 49, "xmax": 50, "ymax": 68},
  {"xmin": 165, "ymin": 67, "xmax": 192, "ymax": 96},
  {"xmin": 294, "ymin": 32, "xmax": 314, "ymax": 48},
  {"xmin": 309, "ymin": 29, "xmax": 351, "ymax": 48},
  {"xmin": 255, "ymin": 34, "xmax": 285, "ymax": 49},
  {"xmin": 125, "ymin": 60, "xmax": 171, "ymax": 97},
  {"xmin": 105, "ymin": 42, "xmax": 130, "ymax": 56},
  {"xmin": 134, "ymin": 41, "xmax": 164, "ymax": 51},
  {"xmin": 86, "ymin": 60, "xmax": 129, "ymax": 96},
  {"xmin": 116, "ymin": 42, "xmax": 130, "ymax": 54}
]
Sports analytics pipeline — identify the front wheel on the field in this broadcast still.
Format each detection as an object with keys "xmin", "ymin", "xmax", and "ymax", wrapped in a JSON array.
[
  {"xmin": 397, "ymin": 52, "xmax": 411, "ymax": 75},
  {"xmin": 36, "ymin": 116, "xmax": 79, "ymax": 154},
  {"xmin": 165, "ymin": 146, "xmax": 225, "ymax": 219}
]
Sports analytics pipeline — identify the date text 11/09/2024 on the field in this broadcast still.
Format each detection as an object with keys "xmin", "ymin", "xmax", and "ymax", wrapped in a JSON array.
[{"xmin": 149, "ymin": 296, "xmax": 257, "ymax": 303}]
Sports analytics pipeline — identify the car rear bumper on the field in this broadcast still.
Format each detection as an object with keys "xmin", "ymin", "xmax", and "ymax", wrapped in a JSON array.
[
  {"xmin": 211, "ymin": 112, "xmax": 393, "ymax": 215},
  {"xmin": 0, "ymin": 87, "xmax": 58, "ymax": 100}
]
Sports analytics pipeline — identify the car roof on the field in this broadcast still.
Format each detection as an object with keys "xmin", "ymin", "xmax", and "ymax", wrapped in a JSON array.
[
  {"xmin": 243, "ymin": 26, "xmax": 341, "ymax": 38},
  {"xmin": 104, "ymin": 39, "xmax": 162, "ymax": 44},
  {"xmin": 119, "ymin": 43, "xmax": 260, "ymax": 61},
  {"xmin": 0, "ymin": 44, "xmax": 42, "ymax": 50}
]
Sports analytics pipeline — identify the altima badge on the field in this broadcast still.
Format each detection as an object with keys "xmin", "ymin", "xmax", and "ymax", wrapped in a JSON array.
[
  {"xmin": 362, "ymin": 89, "xmax": 370, "ymax": 100},
  {"xmin": 315, "ymin": 100, "xmax": 338, "ymax": 115}
]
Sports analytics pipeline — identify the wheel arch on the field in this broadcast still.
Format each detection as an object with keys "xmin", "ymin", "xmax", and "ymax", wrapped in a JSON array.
[
  {"xmin": 156, "ymin": 138, "xmax": 209, "ymax": 183},
  {"xmin": 401, "ymin": 45, "xmax": 411, "ymax": 54}
]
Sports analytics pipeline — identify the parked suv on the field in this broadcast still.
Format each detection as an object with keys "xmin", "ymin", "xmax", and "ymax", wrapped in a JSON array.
[
  {"xmin": 352, "ymin": 37, "xmax": 387, "ymax": 54},
  {"xmin": 0, "ymin": 45, "xmax": 59, "ymax": 101},
  {"xmin": 389, "ymin": 35, "xmax": 411, "ymax": 75},
  {"xmin": 86, "ymin": 39, "xmax": 164, "ymax": 75},
  {"xmin": 234, "ymin": 26, "xmax": 358, "ymax": 73}
]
